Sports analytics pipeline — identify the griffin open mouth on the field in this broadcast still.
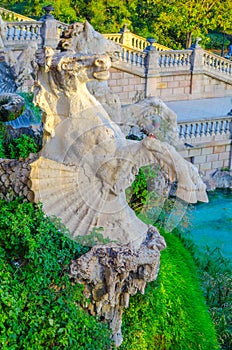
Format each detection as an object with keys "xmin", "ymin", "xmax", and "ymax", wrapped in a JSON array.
[{"xmin": 93, "ymin": 70, "xmax": 110, "ymax": 81}]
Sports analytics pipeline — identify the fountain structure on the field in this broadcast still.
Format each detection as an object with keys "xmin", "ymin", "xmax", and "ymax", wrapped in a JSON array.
[{"xmin": 0, "ymin": 13, "xmax": 208, "ymax": 346}]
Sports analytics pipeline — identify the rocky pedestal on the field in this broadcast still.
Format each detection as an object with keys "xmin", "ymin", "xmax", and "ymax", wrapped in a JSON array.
[{"xmin": 70, "ymin": 226, "xmax": 166, "ymax": 347}]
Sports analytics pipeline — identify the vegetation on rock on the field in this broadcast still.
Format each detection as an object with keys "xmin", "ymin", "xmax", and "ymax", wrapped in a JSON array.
[{"xmin": 0, "ymin": 199, "xmax": 112, "ymax": 349}]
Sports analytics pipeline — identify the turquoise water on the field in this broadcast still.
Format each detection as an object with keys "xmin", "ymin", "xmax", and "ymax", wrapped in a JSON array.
[{"xmin": 186, "ymin": 189, "xmax": 232, "ymax": 260}]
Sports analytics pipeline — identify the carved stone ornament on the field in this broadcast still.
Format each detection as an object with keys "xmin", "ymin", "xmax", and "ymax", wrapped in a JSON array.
[{"xmin": 30, "ymin": 44, "xmax": 208, "ymax": 249}]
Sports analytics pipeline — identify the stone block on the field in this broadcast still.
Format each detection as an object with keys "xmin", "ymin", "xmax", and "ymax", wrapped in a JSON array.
[
  {"xmin": 188, "ymin": 148, "xmax": 201, "ymax": 156},
  {"xmin": 201, "ymin": 147, "xmax": 213, "ymax": 155},
  {"xmin": 108, "ymin": 79, "xmax": 117, "ymax": 87},
  {"xmin": 111, "ymin": 86, "xmax": 123, "ymax": 93},
  {"xmin": 111, "ymin": 72, "xmax": 123, "ymax": 79},
  {"xmin": 219, "ymin": 152, "xmax": 230, "ymax": 161},
  {"xmin": 167, "ymin": 81, "xmax": 179, "ymax": 88},
  {"xmin": 212, "ymin": 160, "xmax": 224, "ymax": 169},
  {"xmin": 118, "ymin": 79, "xmax": 129, "ymax": 86},
  {"xmin": 123, "ymin": 72, "xmax": 133, "ymax": 79},
  {"xmin": 123, "ymin": 85, "xmax": 136, "ymax": 92},
  {"xmin": 194, "ymin": 155, "xmax": 206, "ymax": 164},
  {"xmin": 162, "ymin": 76, "xmax": 173, "ymax": 82},
  {"xmin": 214, "ymin": 145, "xmax": 226, "ymax": 153},
  {"xmin": 226, "ymin": 145, "xmax": 231, "ymax": 152},
  {"xmin": 207, "ymin": 153, "xmax": 219, "ymax": 162},
  {"xmin": 174, "ymin": 87, "xmax": 185, "ymax": 95},
  {"xmin": 179, "ymin": 80, "xmax": 190, "ymax": 87},
  {"xmin": 157, "ymin": 82, "xmax": 167, "ymax": 89},
  {"xmin": 174, "ymin": 75, "xmax": 188, "ymax": 81},
  {"xmin": 223, "ymin": 159, "xmax": 230, "ymax": 168},
  {"xmin": 200, "ymin": 162, "xmax": 212, "ymax": 171}
]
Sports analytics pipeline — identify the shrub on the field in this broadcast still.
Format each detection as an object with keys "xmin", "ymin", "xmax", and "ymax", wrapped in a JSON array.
[
  {"xmin": 6, "ymin": 134, "xmax": 38, "ymax": 158},
  {"xmin": 0, "ymin": 199, "xmax": 111, "ymax": 349},
  {"xmin": 173, "ymin": 229, "xmax": 232, "ymax": 350},
  {"xmin": 120, "ymin": 230, "xmax": 219, "ymax": 350},
  {"xmin": 205, "ymin": 32, "xmax": 230, "ymax": 51}
]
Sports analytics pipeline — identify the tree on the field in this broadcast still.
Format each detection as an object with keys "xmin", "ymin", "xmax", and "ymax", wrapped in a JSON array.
[{"xmin": 152, "ymin": 0, "xmax": 232, "ymax": 48}]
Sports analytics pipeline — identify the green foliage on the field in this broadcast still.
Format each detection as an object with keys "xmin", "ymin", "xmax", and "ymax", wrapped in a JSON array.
[
  {"xmin": 127, "ymin": 166, "xmax": 158, "ymax": 214},
  {"xmin": 75, "ymin": 227, "xmax": 116, "ymax": 247},
  {"xmin": 5, "ymin": 0, "xmax": 232, "ymax": 49},
  {"xmin": 205, "ymin": 32, "xmax": 230, "ymax": 50},
  {"xmin": 173, "ymin": 230, "xmax": 232, "ymax": 350},
  {"xmin": 0, "ymin": 199, "xmax": 111, "ymax": 349},
  {"xmin": 0, "ymin": 122, "xmax": 7, "ymax": 158},
  {"xmin": 6, "ymin": 134, "xmax": 38, "ymax": 159},
  {"xmin": 120, "ymin": 230, "xmax": 219, "ymax": 350}
]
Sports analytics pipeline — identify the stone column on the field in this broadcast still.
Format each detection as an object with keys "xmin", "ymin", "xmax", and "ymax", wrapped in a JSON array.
[
  {"xmin": 119, "ymin": 24, "xmax": 132, "ymax": 47},
  {"xmin": 144, "ymin": 38, "xmax": 160, "ymax": 98},
  {"xmin": 190, "ymin": 38, "xmax": 204, "ymax": 96},
  {"xmin": 40, "ymin": 6, "xmax": 59, "ymax": 49}
]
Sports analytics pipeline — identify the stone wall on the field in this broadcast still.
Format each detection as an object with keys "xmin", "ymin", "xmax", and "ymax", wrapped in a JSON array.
[
  {"xmin": 179, "ymin": 140, "xmax": 231, "ymax": 178},
  {"xmin": 108, "ymin": 66, "xmax": 232, "ymax": 104},
  {"xmin": 108, "ymin": 67, "xmax": 146, "ymax": 103}
]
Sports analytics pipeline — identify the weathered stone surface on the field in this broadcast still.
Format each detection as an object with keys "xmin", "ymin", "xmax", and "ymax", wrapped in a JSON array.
[
  {"xmin": 0, "ymin": 93, "xmax": 25, "ymax": 121},
  {"xmin": 0, "ymin": 155, "xmax": 36, "ymax": 201},
  {"xmin": 206, "ymin": 169, "xmax": 232, "ymax": 190},
  {"xmin": 70, "ymin": 226, "xmax": 166, "ymax": 347},
  {"xmin": 30, "ymin": 45, "xmax": 208, "ymax": 249}
]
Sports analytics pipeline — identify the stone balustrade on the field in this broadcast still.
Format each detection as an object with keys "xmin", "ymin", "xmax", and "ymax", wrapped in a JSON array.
[
  {"xmin": 104, "ymin": 32, "xmax": 170, "ymax": 52},
  {"xmin": 203, "ymin": 51, "xmax": 232, "ymax": 77},
  {"xmin": 158, "ymin": 49, "xmax": 192, "ymax": 70},
  {"xmin": 0, "ymin": 6, "xmax": 34, "ymax": 22},
  {"xmin": 5, "ymin": 21, "xmax": 42, "ymax": 44},
  {"xmin": 120, "ymin": 47, "xmax": 147, "ymax": 67},
  {"xmin": 178, "ymin": 116, "xmax": 232, "ymax": 143}
]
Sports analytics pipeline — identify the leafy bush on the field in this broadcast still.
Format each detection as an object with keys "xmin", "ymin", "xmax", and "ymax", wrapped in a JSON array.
[
  {"xmin": 205, "ymin": 32, "xmax": 230, "ymax": 51},
  {"xmin": 173, "ymin": 230, "xmax": 232, "ymax": 350},
  {"xmin": 6, "ymin": 134, "xmax": 38, "ymax": 159},
  {"xmin": 127, "ymin": 166, "xmax": 158, "ymax": 214},
  {"xmin": 120, "ymin": 230, "xmax": 219, "ymax": 350},
  {"xmin": 0, "ymin": 199, "xmax": 111, "ymax": 349}
]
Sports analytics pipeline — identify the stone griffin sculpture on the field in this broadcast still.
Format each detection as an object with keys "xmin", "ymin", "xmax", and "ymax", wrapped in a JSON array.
[
  {"xmin": 0, "ymin": 20, "xmax": 208, "ymax": 345},
  {"xmin": 30, "ymin": 46, "xmax": 208, "ymax": 248},
  {"xmin": 29, "ymin": 43, "xmax": 208, "ymax": 345}
]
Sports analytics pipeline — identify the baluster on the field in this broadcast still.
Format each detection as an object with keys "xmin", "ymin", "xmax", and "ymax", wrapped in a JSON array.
[
  {"xmin": 159, "ymin": 54, "xmax": 163, "ymax": 67},
  {"xmin": 19, "ymin": 24, "xmax": 24, "ymax": 40},
  {"xmin": 211, "ymin": 121, "xmax": 216, "ymax": 136},
  {"xmin": 189, "ymin": 123, "xmax": 194, "ymax": 138},
  {"xmin": 172, "ymin": 53, "xmax": 176, "ymax": 67},
  {"xmin": 131, "ymin": 52, "xmax": 135, "ymax": 65},
  {"xmin": 31, "ymin": 25, "xmax": 36, "ymax": 40},
  {"xmin": 26, "ymin": 24, "xmax": 31, "ymax": 40},
  {"xmin": 199, "ymin": 122, "xmax": 203, "ymax": 137},
  {"xmin": 12, "ymin": 25, "xmax": 18, "ymax": 40},
  {"xmin": 184, "ymin": 124, "xmax": 189, "ymax": 139},
  {"xmin": 219, "ymin": 120, "xmax": 224, "ymax": 134},
  {"xmin": 225, "ymin": 120, "xmax": 231, "ymax": 135},
  {"xmin": 195, "ymin": 123, "xmax": 199, "ymax": 138},
  {"xmin": 179, "ymin": 124, "xmax": 184, "ymax": 139},
  {"xmin": 6, "ymin": 25, "xmax": 10, "ymax": 40},
  {"xmin": 122, "ymin": 48, "xmax": 125, "ymax": 62},
  {"xmin": 214, "ymin": 121, "xmax": 219, "ymax": 135},
  {"xmin": 206, "ymin": 122, "xmax": 211, "ymax": 136},
  {"xmin": 209, "ymin": 121, "xmax": 213, "ymax": 135}
]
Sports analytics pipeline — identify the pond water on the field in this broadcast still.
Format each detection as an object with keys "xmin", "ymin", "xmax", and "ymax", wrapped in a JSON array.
[{"xmin": 185, "ymin": 189, "xmax": 232, "ymax": 261}]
